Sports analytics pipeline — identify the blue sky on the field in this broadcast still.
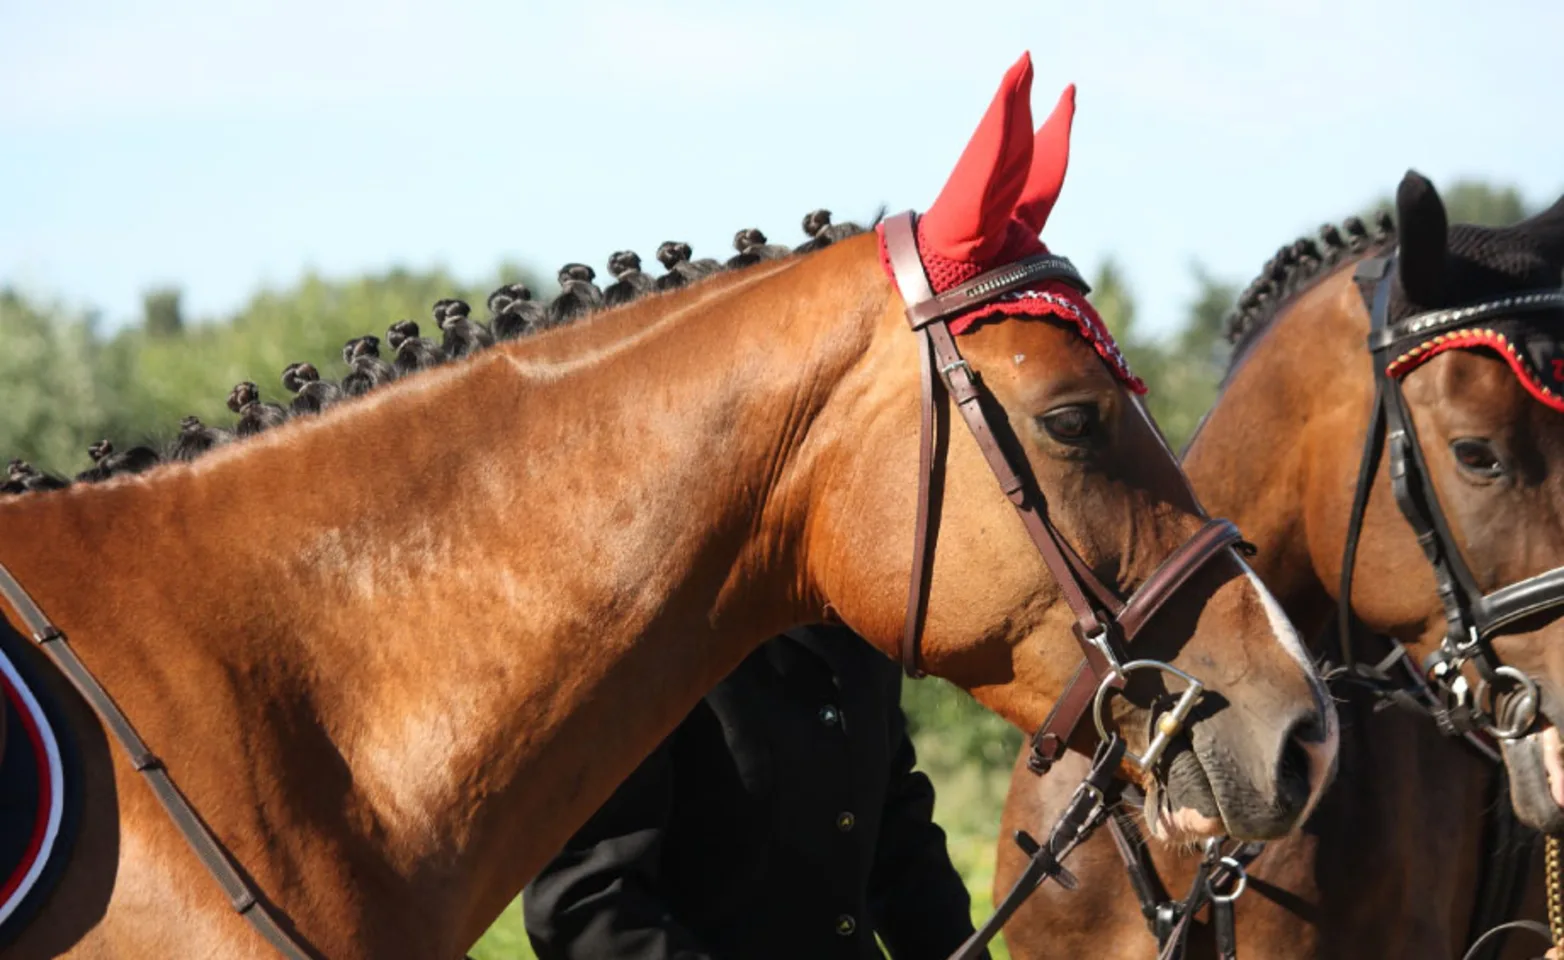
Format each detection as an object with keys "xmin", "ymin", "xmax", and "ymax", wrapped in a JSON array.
[{"xmin": 2, "ymin": 0, "xmax": 1560, "ymax": 338}]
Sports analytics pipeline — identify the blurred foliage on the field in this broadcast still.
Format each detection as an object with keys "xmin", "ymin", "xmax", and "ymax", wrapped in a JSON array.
[
  {"xmin": 1089, "ymin": 258, "xmax": 1236, "ymax": 452},
  {"xmin": 0, "ymin": 289, "xmax": 121, "ymax": 471},
  {"xmin": 142, "ymin": 287, "xmax": 185, "ymax": 338},
  {"xmin": 1365, "ymin": 179, "xmax": 1536, "ymax": 229},
  {"xmin": 0, "ymin": 264, "xmax": 545, "ymax": 476}
]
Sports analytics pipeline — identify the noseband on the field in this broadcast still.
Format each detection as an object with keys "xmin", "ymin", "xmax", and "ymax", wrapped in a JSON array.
[
  {"xmin": 882, "ymin": 211, "xmax": 1255, "ymax": 959},
  {"xmin": 1339, "ymin": 253, "xmax": 1564, "ymax": 741}
]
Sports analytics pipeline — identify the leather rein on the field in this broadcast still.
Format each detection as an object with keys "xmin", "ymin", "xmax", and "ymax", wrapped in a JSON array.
[{"xmin": 881, "ymin": 211, "xmax": 1257, "ymax": 960}]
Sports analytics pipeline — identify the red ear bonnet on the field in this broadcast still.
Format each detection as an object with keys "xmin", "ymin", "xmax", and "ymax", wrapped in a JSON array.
[
  {"xmin": 918, "ymin": 54, "xmax": 1037, "ymax": 264},
  {"xmin": 1014, "ymin": 83, "xmax": 1076, "ymax": 236},
  {"xmin": 877, "ymin": 57, "xmax": 1142, "ymax": 392}
]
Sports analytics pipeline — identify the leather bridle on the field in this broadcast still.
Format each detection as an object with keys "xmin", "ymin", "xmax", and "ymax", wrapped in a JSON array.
[
  {"xmin": 881, "ymin": 211, "xmax": 1261, "ymax": 959},
  {"xmin": 883, "ymin": 211, "xmax": 1248, "ymax": 773}
]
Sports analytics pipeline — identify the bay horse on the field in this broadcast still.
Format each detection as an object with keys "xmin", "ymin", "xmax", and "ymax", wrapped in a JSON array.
[
  {"xmin": 0, "ymin": 55, "xmax": 1334, "ymax": 959},
  {"xmin": 996, "ymin": 172, "xmax": 1564, "ymax": 959}
]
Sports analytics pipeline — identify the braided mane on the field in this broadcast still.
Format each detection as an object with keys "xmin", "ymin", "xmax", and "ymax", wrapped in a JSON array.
[
  {"xmin": 1224, "ymin": 211, "xmax": 1397, "ymax": 367},
  {"xmin": 1, "ymin": 209, "xmax": 873, "ymax": 494}
]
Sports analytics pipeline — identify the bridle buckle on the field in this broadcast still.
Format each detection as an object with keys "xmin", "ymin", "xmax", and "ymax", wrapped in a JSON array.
[
  {"xmin": 938, "ymin": 357, "xmax": 973, "ymax": 387},
  {"xmin": 1067, "ymin": 779, "xmax": 1109, "ymax": 826},
  {"xmin": 1078, "ymin": 624, "xmax": 1123, "ymax": 674}
]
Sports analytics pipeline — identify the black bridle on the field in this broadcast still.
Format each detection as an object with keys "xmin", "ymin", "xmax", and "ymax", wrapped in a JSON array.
[
  {"xmin": 1116, "ymin": 253, "xmax": 1564, "ymax": 960},
  {"xmin": 1337, "ymin": 252, "xmax": 1564, "ymax": 741}
]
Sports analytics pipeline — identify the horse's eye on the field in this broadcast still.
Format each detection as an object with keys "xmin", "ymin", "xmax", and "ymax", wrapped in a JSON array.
[
  {"xmin": 1451, "ymin": 438, "xmax": 1504, "ymax": 478},
  {"xmin": 1039, "ymin": 404, "xmax": 1099, "ymax": 444}
]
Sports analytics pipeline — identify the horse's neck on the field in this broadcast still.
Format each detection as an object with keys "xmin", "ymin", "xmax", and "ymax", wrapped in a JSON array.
[
  {"xmin": 0, "ymin": 246, "xmax": 879, "ymax": 953},
  {"xmin": 1186, "ymin": 272, "xmax": 1371, "ymax": 639}
]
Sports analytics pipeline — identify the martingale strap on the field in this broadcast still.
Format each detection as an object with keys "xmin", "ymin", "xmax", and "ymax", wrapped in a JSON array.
[
  {"xmin": 0, "ymin": 563, "xmax": 317, "ymax": 960},
  {"xmin": 0, "ymin": 567, "xmax": 484, "ymax": 960},
  {"xmin": 1102, "ymin": 803, "xmax": 1263, "ymax": 960}
]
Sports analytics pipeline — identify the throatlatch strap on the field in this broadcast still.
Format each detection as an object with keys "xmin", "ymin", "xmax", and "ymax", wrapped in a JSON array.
[{"xmin": 902, "ymin": 325, "xmax": 944, "ymax": 677}]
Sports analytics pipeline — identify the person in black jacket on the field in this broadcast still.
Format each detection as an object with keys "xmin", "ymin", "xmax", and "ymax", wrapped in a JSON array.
[{"xmin": 523, "ymin": 624, "xmax": 984, "ymax": 960}]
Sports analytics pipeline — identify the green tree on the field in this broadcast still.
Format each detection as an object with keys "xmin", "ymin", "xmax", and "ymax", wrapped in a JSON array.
[
  {"xmin": 0, "ymin": 288, "xmax": 120, "ymax": 472},
  {"xmin": 142, "ymin": 286, "xmax": 184, "ymax": 338},
  {"xmin": 1083, "ymin": 259, "xmax": 1233, "ymax": 453},
  {"xmin": 1442, "ymin": 182, "xmax": 1530, "ymax": 227},
  {"xmin": 1365, "ymin": 178, "xmax": 1536, "ymax": 229},
  {"xmin": 111, "ymin": 265, "xmax": 546, "ymax": 442},
  {"xmin": 1150, "ymin": 268, "xmax": 1237, "ymax": 452}
]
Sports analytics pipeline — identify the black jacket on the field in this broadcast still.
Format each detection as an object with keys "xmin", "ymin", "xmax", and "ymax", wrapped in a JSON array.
[{"xmin": 523, "ymin": 625, "xmax": 982, "ymax": 960}]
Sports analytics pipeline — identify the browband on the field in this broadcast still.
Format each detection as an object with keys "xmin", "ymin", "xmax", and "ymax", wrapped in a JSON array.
[
  {"xmin": 904, "ymin": 253, "xmax": 1091, "ymax": 328},
  {"xmin": 1368, "ymin": 289, "xmax": 1564, "ymax": 352}
]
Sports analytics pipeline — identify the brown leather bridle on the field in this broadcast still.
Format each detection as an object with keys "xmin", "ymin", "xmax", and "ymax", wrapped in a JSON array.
[
  {"xmin": 883, "ymin": 210, "xmax": 1250, "ymax": 777},
  {"xmin": 884, "ymin": 210, "xmax": 1266, "ymax": 960}
]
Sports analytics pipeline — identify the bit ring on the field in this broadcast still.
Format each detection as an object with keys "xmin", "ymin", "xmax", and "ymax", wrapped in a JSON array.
[{"xmin": 1092, "ymin": 660, "xmax": 1206, "ymax": 771}]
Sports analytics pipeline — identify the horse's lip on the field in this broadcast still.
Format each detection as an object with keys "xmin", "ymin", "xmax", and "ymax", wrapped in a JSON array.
[
  {"xmin": 1162, "ymin": 802, "xmax": 1223, "ymax": 837},
  {"xmin": 1151, "ymin": 734, "xmax": 1226, "ymax": 842},
  {"xmin": 1144, "ymin": 782, "xmax": 1226, "ymax": 843}
]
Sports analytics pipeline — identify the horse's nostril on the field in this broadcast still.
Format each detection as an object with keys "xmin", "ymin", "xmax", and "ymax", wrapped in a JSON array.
[
  {"xmin": 1289, "ymin": 712, "xmax": 1329, "ymax": 746},
  {"xmin": 1276, "ymin": 725, "xmax": 1315, "ymax": 813}
]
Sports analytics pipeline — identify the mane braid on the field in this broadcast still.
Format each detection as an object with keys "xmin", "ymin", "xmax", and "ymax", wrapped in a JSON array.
[
  {"xmin": 0, "ymin": 211, "xmax": 870, "ymax": 492},
  {"xmin": 1224, "ymin": 211, "xmax": 1398, "ymax": 366}
]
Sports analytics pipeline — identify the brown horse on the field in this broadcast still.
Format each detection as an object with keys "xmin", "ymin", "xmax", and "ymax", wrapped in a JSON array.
[
  {"xmin": 997, "ymin": 173, "xmax": 1564, "ymax": 959},
  {"xmin": 0, "ymin": 55, "xmax": 1334, "ymax": 959}
]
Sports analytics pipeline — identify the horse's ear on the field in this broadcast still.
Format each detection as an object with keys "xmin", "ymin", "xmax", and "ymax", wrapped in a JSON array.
[
  {"xmin": 1014, "ymin": 84, "xmax": 1076, "ymax": 236},
  {"xmin": 920, "ymin": 53, "xmax": 1035, "ymax": 263},
  {"xmin": 1395, "ymin": 170, "xmax": 1449, "ymax": 305}
]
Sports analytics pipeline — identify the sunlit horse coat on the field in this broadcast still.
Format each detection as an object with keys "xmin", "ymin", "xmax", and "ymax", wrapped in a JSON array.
[{"xmin": 522, "ymin": 625, "xmax": 981, "ymax": 960}]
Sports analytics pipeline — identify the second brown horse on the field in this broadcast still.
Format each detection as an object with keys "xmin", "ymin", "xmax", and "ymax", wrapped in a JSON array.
[{"xmin": 998, "ymin": 174, "xmax": 1564, "ymax": 958}]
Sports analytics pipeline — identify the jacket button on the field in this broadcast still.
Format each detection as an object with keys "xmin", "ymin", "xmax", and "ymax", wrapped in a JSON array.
[
  {"xmin": 836, "ymin": 811, "xmax": 856, "ymax": 832},
  {"xmin": 819, "ymin": 705, "xmax": 840, "ymax": 726},
  {"xmin": 835, "ymin": 914, "xmax": 857, "ymax": 936}
]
